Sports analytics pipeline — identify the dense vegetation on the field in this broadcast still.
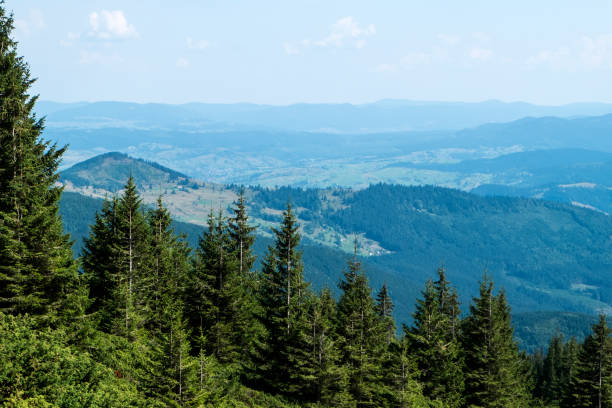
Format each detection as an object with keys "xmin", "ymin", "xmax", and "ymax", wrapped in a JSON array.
[{"xmin": 1, "ymin": 4, "xmax": 612, "ymax": 407}]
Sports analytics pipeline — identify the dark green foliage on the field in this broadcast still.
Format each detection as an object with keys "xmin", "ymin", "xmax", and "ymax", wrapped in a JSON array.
[
  {"xmin": 335, "ymin": 249, "xmax": 386, "ymax": 407},
  {"xmin": 82, "ymin": 177, "xmax": 152, "ymax": 337},
  {"xmin": 0, "ymin": 5, "xmax": 81, "ymax": 325},
  {"xmin": 461, "ymin": 276, "xmax": 532, "ymax": 407},
  {"xmin": 562, "ymin": 315, "xmax": 612, "ymax": 408},
  {"xmin": 407, "ymin": 266, "xmax": 464, "ymax": 407},
  {"xmin": 533, "ymin": 334, "xmax": 580, "ymax": 406},
  {"xmin": 0, "ymin": 312, "xmax": 145, "ymax": 406},
  {"xmin": 228, "ymin": 188, "xmax": 258, "ymax": 276},
  {"xmin": 255, "ymin": 203, "xmax": 314, "ymax": 398},
  {"xmin": 513, "ymin": 312, "xmax": 597, "ymax": 353}
]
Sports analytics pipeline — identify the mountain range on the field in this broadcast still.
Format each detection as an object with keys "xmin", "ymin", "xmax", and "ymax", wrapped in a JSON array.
[{"xmin": 58, "ymin": 153, "xmax": 612, "ymax": 331}]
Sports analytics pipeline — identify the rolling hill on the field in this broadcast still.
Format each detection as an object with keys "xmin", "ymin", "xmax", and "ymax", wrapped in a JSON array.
[{"xmin": 58, "ymin": 153, "xmax": 612, "ymax": 327}]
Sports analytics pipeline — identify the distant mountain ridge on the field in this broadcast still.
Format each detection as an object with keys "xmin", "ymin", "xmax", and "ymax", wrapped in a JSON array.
[{"xmin": 38, "ymin": 99, "xmax": 612, "ymax": 133}]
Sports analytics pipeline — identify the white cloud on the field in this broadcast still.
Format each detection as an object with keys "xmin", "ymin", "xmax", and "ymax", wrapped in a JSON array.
[
  {"xmin": 88, "ymin": 10, "xmax": 138, "ymax": 40},
  {"xmin": 187, "ymin": 37, "xmax": 210, "ymax": 50},
  {"xmin": 79, "ymin": 50, "xmax": 124, "ymax": 65},
  {"xmin": 375, "ymin": 63, "xmax": 398, "ymax": 73},
  {"xmin": 580, "ymin": 34, "xmax": 612, "ymax": 69},
  {"xmin": 176, "ymin": 58, "xmax": 191, "ymax": 69},
  {"xmin": 60, "ymin": 32, "xmax": 81, "ymax": 47},
  {"xmin": 524, "ymin": 34, "xmax": 612, "ymax": 71},
  {"xmin": 283, "ymin": 42, "xmax": 300, "ymax": 55},
  {"xmin": 469, "ymin": 47, "xmax": 493, "ymax": 60},
  {"xmin": 437, "ymin": 33, "xmax": 460, "ymax": 46},
  {"xmin": 472, "ymin": 32, "xmax": 490, "ymax": 43},
  {"xmin": 15, "ymin": 9, "xmax": 45, "ymax": 37},
  {"xmin": 284, "ymin": 16, "xmax": 375, "ymax": 55},
  {"xmin": 315, "ymin": 17, "xmax": 375, "ymax": 48},
  {"xmin": 526, "ymin": 47, "xmax": 571, "ymax": 69}
]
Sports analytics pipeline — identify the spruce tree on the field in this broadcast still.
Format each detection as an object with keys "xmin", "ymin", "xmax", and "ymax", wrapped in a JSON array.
[
  {"xmin": 308, "ymin": 288, "xmax": 352, "ymax": 406},
  {"xmin": 407, "ymin": 267, "xmax": 464, "ymax": 407},
  {"xmin": 228, "ymin": 188, "xmax": 256, "ymax": 276},
  {"xmin": 461, "ymin": 275, "xmax": 532, "ymax": 408},
  {"xmin": 376, "ymin": 283, "xmax": 395, "ymax": 346},
  {"xmin": 335, "ymin": 246, "xmax": 385, "ymax": 407},
  {"xmin": 82, "ymin": 177, "xmax": 152, "ymax": 337},
  {"xmin": 145, "ymin": 197, "xmax": 197, "ymax": 405},
  {"xmin": 563, "ymin": 315, "xmax": 612, "ymax": 408},
  {"xmin": 0, "ymin": 5, "xmax": 81, "ymax": 324},
  {"xmin": 187, "ymin": 209, "xmax": 241, "ymax": 364},
  {"xmin": 254, "ymin": 203, "xmax": 313, "ymax": 399}
]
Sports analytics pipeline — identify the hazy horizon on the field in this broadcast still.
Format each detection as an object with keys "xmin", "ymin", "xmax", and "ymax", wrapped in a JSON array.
[{"xmin": 10, "ymin": 1, "xmax": 612, "ymax": 105}]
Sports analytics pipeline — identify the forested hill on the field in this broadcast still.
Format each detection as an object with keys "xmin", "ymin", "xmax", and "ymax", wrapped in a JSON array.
[{"xmin": 60, "ymin": 153, "xmax": 612, "ymax": 322}]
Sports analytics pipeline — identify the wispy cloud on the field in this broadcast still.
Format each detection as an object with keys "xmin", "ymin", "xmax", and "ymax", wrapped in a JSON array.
[
  {"xmin": 79, "ymin": 50, "xmax": 124, "ymax": 65},
  {"xmin": 525, "ymin": 34, "xmax": 612, "ymax": 71},
  {"xmin": 176, "ymin": 58, "xmax": 191, "ymax": 69},
  {"xmin": 314, "ymin": 17, "xmax": 375, "ymax": 48},
  {"xmin": 437, "ymin": 33, "xmax": 460, "ymax": 46},
  {"xmin": 469, "ymin": 47, "xmax": 493, "ymax": 61},
  {"xmin": 15, "ymin": 9, "xmax": 45, "ymax": 37},
  {"xmin": 186, "ymin": 37, "xmax": 210, "ymax": 50},
  {"xmin": 284, "ymin": 16, "xmax": 375, "ymax": 55},
  {"xmin": 88, "ymin": 10, "xmax": 138, "ymax": 40}
]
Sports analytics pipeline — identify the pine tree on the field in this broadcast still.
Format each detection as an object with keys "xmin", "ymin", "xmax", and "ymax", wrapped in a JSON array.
[
  {"xmin": 540, "ymin": 333, "xmax": 565, "ymax": 405},
  {"xmin": 187, "ymin": 209, "xmax": 240, "ymax": 364},
  {"xmin": 562, "ymin": 315, "xmax": 612, "ymax": 408},
  {"xmin": 335, "ymin": 245, "xmax": 385, "ymax": 407},
  {"xmin": 228, "ymin": 187, "xmax": 256, "ymax": 276},
  {"xmin": 407, "ymin": 267, "xmax": 464, "ymax": 407},
  {"xmin": 82, "ymin": 177, "xmax": 152, "ymax": 338},
  {"xmin": 306, "ymin": 288, "xmax": 352, "ymax": 406},
  {"xmin": 254, "ymin": 203, "xmax": 313, "ymax": 399},
  {"xmin": 0, "ymin": 5, "xmax": 81, "ymax": 324},
  {"xmin": 461, "ymin": 275, "xmax": 532, "ymax": 408},
  {"xmin": 82, "ymin": 196, "xmax": 119, "ymax": 330},
  {"xmin": 145, "ymin": 197, "xmax": 198, "ymax": 405},
  {"xmin": 226, "ymin": 189, "xmax": 262, "ymax": 374},
  {"xmin": 376, "ymin": 283, "xmax": 395, "ymax": 346},
  {"xmin": 382, "ymin": 335, "xmax": 432, "ymax": 408}
]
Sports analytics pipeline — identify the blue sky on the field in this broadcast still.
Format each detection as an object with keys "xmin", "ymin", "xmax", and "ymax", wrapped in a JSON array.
[{"xmin": 8, "ymin": 1, "xmax": 612, "ymax": 105}]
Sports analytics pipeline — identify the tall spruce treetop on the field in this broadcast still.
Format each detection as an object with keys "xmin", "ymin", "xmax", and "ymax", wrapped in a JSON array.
[
  {"xmin": 562, "ymin": 314, "xmax": 612, "ymax": 408},
  {"xmin": 461, "ymin": 275, "xmax": 531, "ymax": 408},
  {"xmin": 255, "ymin": 202, "xmax": 312, "ymax": 397},
  {"xmin": 228, "ymin": 188, "xmax": 256, "ymax": 276},
  {"xmin": 0, "ymin": 4, "xmax": 80, "ymax": 323}
]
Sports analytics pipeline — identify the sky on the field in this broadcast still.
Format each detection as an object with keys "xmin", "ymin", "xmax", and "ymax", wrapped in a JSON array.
[{"xmin": 8, "ymin": 1, "xmax": 612, "ymax": 105}]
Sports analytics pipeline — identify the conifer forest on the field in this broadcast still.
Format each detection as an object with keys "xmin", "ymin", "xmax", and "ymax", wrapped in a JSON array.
[{"xmin": 1, "ymin": 2, "xmax": 612, "ymax": 407}]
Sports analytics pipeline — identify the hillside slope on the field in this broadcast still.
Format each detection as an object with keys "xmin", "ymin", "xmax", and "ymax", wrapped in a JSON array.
[{"xmin": 58, "ymin": 153, "xmax": 612, "ymax": 321}]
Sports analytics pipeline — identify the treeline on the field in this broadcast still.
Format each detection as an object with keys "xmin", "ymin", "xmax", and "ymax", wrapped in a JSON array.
[{"xmin": 1, "ymin": 4, "xmax": 612, "ymax": 407}]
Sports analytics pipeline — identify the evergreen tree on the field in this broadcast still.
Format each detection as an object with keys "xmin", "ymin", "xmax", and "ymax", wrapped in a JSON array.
[
  {"xmin": 562, "ymin": 315, "xmax": 612, "ymax": 408},
  {"xmin": 461, "ymin": 275, "xmax": 532, "ymax": 408},
  {"xmin": 187, "ymin": 209, "xmax": 241, "ymax": 364},
  {"xmin": 0, "ymin": 5, "xmax": 81, "ymax": 324},
  {"xmin": 307, "ymin": 288, "xmax": 352, "ymax": 406},
  {"xmin": 382, "ymin": 335, "xmax": 433, "ymax": 408},
  {"xmin": 82, "ymin": 196, "xmax": 119, "ymax": 329},
  {"xmin": 376, "ymin": 283, "xmax": 395, "ymax": 346},
  {"xmin": 255, "ymin": 203, "xmax": 313, "ymax": 399},
  {"xmin": 407, "ymin": 267, "xmax": 464, "ymax": 407},
  {"xmin": 82, "ymin": 177, "xmax": 152, "ymax": 338},
  {"xmin": 228, "ymin": 187, "xmax": 257, "ymax": 276},
  {"xmin": 226, "ymin": 189, "xmax": 262, "ymax": 374},
  {"xmin": 145, "ymin": 197, "xmax": 198, "ymax": 405},
  {"xmin": 335, "ymin": 246, "xmax": 385, "ymax": 407},
  {"xmin": 540, "ymin": 334, "xmax": 565, "ymax": 405}
]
